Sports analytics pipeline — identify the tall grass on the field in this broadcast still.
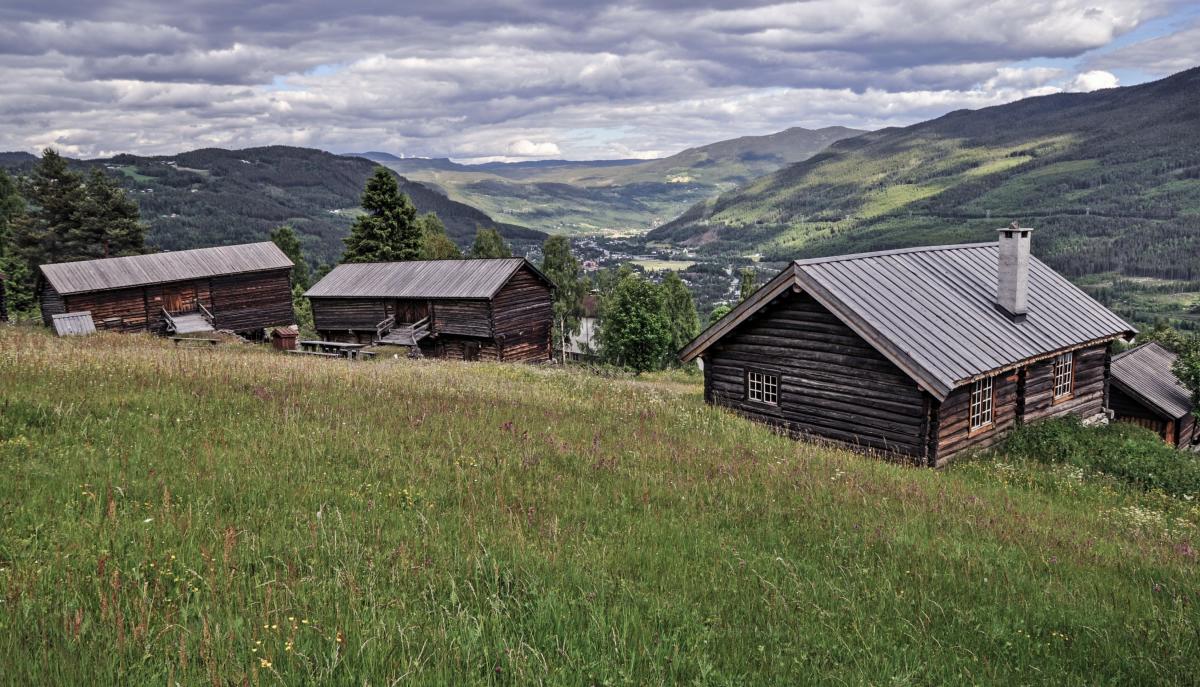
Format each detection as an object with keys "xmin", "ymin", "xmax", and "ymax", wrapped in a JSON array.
[{"xmin": 1, "ymin": 327, "xmax": 1197, "ymax": 685}]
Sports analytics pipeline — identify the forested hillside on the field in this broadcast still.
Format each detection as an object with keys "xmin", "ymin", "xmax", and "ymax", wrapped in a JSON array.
[
  {"xmin": 372, "ymin": 126, "xmax": 863, "ymax": 234},
  {"xmin": 651, "ymin": 67, "xmax": 1200, "ymax": 286},
  {"xmin": 0, "ymin": 146, "xmax": 544, "ymax": 265}
]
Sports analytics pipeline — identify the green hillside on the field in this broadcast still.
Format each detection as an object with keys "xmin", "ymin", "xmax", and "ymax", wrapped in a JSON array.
[
  {"xmin": 0, "ymin": 146, "xmax": 545, "ymax": 265},
  {"xmin": 650, "ymin": 68, "xmax": 1200, "ymax": 287},
  {"xmin": 2, "ymin": 327, "xmax": 1198, "ymax": 684},
  {"xmin": 375, "ymin": 127, "xmax": 863, "ymax": 235}
]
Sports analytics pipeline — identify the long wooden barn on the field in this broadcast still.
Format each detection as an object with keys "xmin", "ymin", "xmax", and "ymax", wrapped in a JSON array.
[
  {"xmin": 38, "ymin": 242, "xmax": 295, "ymax": 336},
  {"xmin": 1110, "ymin": 342, "xmax": 1198, "ymax": 446},
  {"xmin": 681, "ymin": 227, "xmax": 1136, "ymax": 466},
  {"xmin": 304, "ymin": 258, "xmax": 554, "ymax": 362}
]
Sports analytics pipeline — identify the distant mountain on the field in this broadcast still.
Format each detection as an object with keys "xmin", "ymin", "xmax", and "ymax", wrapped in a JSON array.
[
  {"xmin": 0, "ymin": 146, "xmax": 545, "ymax": 265},
  {"xmin": 363, "ymin": 126, "xmax": 864, "ymax": 234},
  {"xmin": 650, "ymin": 67, "xmax": 1200, "ymax": 286}
]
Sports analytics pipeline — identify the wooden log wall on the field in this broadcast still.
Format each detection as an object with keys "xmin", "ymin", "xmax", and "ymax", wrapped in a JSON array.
[
  {"xmin": 704, "ymin": 290, "xmax": 927, "ymax": 458},
  {"xmin": 211, "ymin": 270, "xmax": 294, "ymax": 332},
  {"xmin": 66, "ymin": 285, "xmax": 156, "ymax": 333},
  {"xmin": 934, "ymin": 369, "xmax": 1020, "ymax": 464},
  {"xmin": 1109, "ymin": 385, "xmax": 1169, "ymax": 441},
  {"xmin": 433, "ymin": 300, "xmax": 492, "ymax": 338},
  {"xmin": 39, "ymin": 283, "xmax": 67, "ymax": 326},
  {"xmin": 491, "ymin": 267, "xmax": 553, "ymax": 362},
  {"xmin": 1022, "ymin": 344, "xmax": 1107, "ymax": 423},
  {"xmin": 311, "ymin": 298, "xmax": 389, "ymax": 332}
]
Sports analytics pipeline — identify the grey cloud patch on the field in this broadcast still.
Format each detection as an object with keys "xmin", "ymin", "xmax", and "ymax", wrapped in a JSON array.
[{"xmin": 0, "ymin": 1, "xmax": 1191, "ymax": 159}]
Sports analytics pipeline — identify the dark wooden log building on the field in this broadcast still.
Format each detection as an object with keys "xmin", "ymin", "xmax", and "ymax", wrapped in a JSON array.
[
  {"xmin": 681, "ymin": 228, "xmax": 1136, "ymax": 466},
  {"xmin": 1110, "ymin": 342, "xmax": 1198, "ymax": 446},
  {"xmin": 38, "ymin": 242, "xmax": 295, "ymax": 336},
  {"xmin": 304, "ymin": 258, "xmax": 554, "ymax": 362}
]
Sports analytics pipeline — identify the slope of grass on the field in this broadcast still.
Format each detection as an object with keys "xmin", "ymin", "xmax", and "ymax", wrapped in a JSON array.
[{"xmin": 1, "ymin": 327, "xmax": 1198, "ymax": 685}]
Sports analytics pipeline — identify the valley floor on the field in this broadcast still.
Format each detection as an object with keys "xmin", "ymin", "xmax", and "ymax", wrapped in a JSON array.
[{"xmin": 0, "ymin": 327, "xmax": 1197, "ymax": 685}]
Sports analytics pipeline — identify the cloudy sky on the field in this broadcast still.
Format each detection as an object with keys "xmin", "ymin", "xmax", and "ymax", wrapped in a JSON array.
[{"xmin": 1, "ymin": 1, "xmax": 1197, "ymax": 162}]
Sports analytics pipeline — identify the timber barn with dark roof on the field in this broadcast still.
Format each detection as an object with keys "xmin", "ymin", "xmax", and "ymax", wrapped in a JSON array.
[
  {"xmin": 304, "ymin": 258, "xmax": 554, "ymax": 362},
  {"xmin": 680, "ymin": 227, "xmax": 1137, "ymax": 466},
  {"xmin": 1110, "ymin": 342, "xmax": 1198, "ymax": 446},
  {"xmin": 38, "ymin": 242, "xmax": 295, "ymax": 336}
]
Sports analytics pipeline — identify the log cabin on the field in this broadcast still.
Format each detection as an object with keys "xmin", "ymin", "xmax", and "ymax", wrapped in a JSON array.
[
  {"xmin": 680, "ymin": 227, "xmax": 1137, "ymax": 466},
  {"xmin": 38, "ymin": 242, "xmax": 295, "ymax": 336},
  {"xmin": 304, "ymin": 258, "xmax": 554, "ymax": 362},
  {"xmin": 1110, "ymin": 342, "xmax": 1198, "ymax": 446}
]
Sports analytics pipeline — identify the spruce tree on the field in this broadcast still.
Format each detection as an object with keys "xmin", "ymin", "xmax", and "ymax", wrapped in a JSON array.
[
  {"xmin": 67, "ymin": 168, "xmax": 145, "ymax": 260},
  {"xmin": 10, "ymin": 148, "xmax": 86, "ymax": 266},
  {"xmin": 540, "ymin": 235, "xmax": 584, "ymax": 361},
  {"xmin": 0, "ymin": 169, "xmax": 31, "ymax": 315},
  {"xmin": 342, "ymin": 167, "xmax": 419, "ymax": 263},
  {"xmin": 469, "ymin": 227, "xmax": 511, "ymax": 259}
]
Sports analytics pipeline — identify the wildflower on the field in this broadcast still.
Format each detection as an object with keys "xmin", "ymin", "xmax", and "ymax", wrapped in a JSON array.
[{"xmin": 259, "ymin": 658, "xmax": 272, "ymax": 669}]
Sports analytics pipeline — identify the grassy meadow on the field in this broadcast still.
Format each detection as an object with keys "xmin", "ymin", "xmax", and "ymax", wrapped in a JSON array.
[{"xmin": 2, "ymin": 327, "xmax": 1199, "ymax": 685}]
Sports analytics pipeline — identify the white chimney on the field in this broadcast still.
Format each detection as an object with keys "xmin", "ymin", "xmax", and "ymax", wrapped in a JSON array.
[{"xmin": 996, "ymin": 222, "xmax": 1032, "ymax": 320}]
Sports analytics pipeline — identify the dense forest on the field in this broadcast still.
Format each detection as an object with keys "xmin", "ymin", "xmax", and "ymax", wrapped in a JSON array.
[{"xmin": 0, "ymin": 146, "xmax": 545, "ymax": 266}]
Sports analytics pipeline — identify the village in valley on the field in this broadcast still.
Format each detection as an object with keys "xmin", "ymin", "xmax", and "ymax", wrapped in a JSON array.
[{"xmin": 2, "ymin": 2, "xmax": 1200, "ymax": 685}]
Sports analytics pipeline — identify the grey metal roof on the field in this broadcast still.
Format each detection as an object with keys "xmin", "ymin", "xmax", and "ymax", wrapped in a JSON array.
[
  {"xmin": 1112, "ymin": 342, "xmax": 1193, "ymax": 419},
  {"xmin": 40, "ymin": 242, "xmax": 293, "ymax": 295},
  {"xmin": 681, "ymin": 243, "xmax": 1135, "ymax": 400},
  {"xmin": 52, "ymin": 311, "xmax": 96, "ymax": 336},
  {"xmin": 305, "ymin": 258, "xmax": 549, "ymax": 299}
]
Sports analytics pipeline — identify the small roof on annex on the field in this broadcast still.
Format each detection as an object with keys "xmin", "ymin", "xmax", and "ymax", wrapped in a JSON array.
[
  {"xmin": 40, "ymin": 242, "xmax": 293, "ymax": 295},
  {"xmin": 304, "ymin": 258, "xmax": 553, "ymax": 300},
  {"xmin": 1112, "ymin": 342, "xmax": 1193, "ymax": 420},
  {"xmin": 680, "ymin": 242, "xmax": 1135, "ymax": 401}
]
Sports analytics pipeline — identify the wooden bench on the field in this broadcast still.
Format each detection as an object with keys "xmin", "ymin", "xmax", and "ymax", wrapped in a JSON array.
[{"xmin": 170, "ymin": 336, "xmax": 219, "ymax": 347}]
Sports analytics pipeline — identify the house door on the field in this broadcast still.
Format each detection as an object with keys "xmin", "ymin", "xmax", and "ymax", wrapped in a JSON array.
[
  {"xmin": 463, "ymin": 341, "xmax": 480, "ymax": 361},
  {"xmin": 164, "ymin": 292, "xmax": 187, "ymax": 313},
  {"xmin": 393, "ymin": 300, "xmax": 430, "ymax": 323}
]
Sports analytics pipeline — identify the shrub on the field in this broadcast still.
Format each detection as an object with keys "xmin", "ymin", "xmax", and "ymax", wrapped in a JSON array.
[{"xmin": 998, "ymin": 417, "xmax": 1200, "ymax": 498}]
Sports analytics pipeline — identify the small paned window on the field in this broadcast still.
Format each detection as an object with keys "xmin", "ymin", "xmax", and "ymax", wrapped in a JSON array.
[
  {"xmin": 747, "ymin": 370, "xmax": 778, "ymax": 405},
  {"xmin": 1053, "ymin": 351, "xmax": 1074, "ymax": 399},
  {"xmin": 970, "ymin": 376, "xmax": 994, "ymax": 430}
]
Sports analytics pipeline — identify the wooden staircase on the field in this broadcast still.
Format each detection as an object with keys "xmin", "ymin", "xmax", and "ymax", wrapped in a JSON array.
[
  {"xmin": 375, "ymin": 315, "xmax": 430, "ymax": 347},
  {"xmin": 163, "ymin": 306, "xmax": 215, "ymax": 335}
]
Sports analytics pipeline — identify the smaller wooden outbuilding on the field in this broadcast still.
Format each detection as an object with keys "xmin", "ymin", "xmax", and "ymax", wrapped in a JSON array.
[
  {"xmin": 1110, "ymin": 342, "xmax": 1198, "ymax": 446},
  {"xmin": 305, "ymin": 258, "xmax": 554, "ymax": 362},
  {"xmin": 38, "ymin": 242, "xmax": 295, "ymax": 336}
]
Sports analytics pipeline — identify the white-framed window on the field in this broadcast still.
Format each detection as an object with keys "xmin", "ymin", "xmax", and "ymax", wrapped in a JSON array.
[
  {"xmin": 1053, "ymin": 351, "xmax": 1074, "ymax": 400},
  {"xmin": 747, "ymin": 370, "xmax": 778, "ymax": 405},
  {"xmin": 970, "ymin": 376, "xmax": 994, "ymax": 431}
]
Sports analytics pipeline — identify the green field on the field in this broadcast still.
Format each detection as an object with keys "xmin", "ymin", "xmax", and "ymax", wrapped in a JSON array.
[
  {"xmin": 2, "ymin": 328, "xmax": 1198, "ymax": 684},
  {"xmin": 630, "ymin": 258, "xmax": 696, "ymax": 272}
]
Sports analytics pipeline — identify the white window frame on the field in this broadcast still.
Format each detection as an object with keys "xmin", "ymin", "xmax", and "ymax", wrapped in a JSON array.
[
  {"xmin": 1052, "ymin": 351, "xmax": 1075, "ymax": 400},
  {"xmin": 969, "ymin": 376, "xmax": 994, "ymax": 431},
  {"xmin": 746, "ymin": 369, "xmax": 779, "ymax": 406}
]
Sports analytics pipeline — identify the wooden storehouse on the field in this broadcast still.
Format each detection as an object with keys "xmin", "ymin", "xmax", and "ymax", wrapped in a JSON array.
[
  {"xmin": 38, "ymin": 242, "xmax": 295, "ymax": 336},
  {"xmin": 304, "ymin": 258, "xmax": 554, "ymax": 362},
  {"xmin": 680, "ymin": 227, "xmax": 1136, "ymax": 466},
  {"xmin": 1110, "ymin": 342, "xmax": 1198, "ymax": 446}
]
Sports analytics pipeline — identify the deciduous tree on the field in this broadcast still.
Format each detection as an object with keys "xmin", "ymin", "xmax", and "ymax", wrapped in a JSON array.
[
  {"xmin": 418, "ymin": 213, "xmax": 462, "ymax": 260},
  {"xmin": 540, "ymin": 235, "xmax": 584, "ymax": 362},
  {"xmin": 600, "ymin": 273, "xmax": 670, "ymax": 373},
  {"xmin": 469, "ymin": 226, "xmax": 511, "ymax": 259},
  {"xmin": 660, "ymin": 270, "xmax": 700, "ymax": 361}
]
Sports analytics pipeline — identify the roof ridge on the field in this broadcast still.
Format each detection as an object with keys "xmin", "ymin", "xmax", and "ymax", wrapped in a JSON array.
[
  {"xmin": 41, "ymin": 241, "xmax": 279, "ymax": 269},
  {"xmin": 793, "ymin": 242, "xmax": 996, "ymax": 267}
]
